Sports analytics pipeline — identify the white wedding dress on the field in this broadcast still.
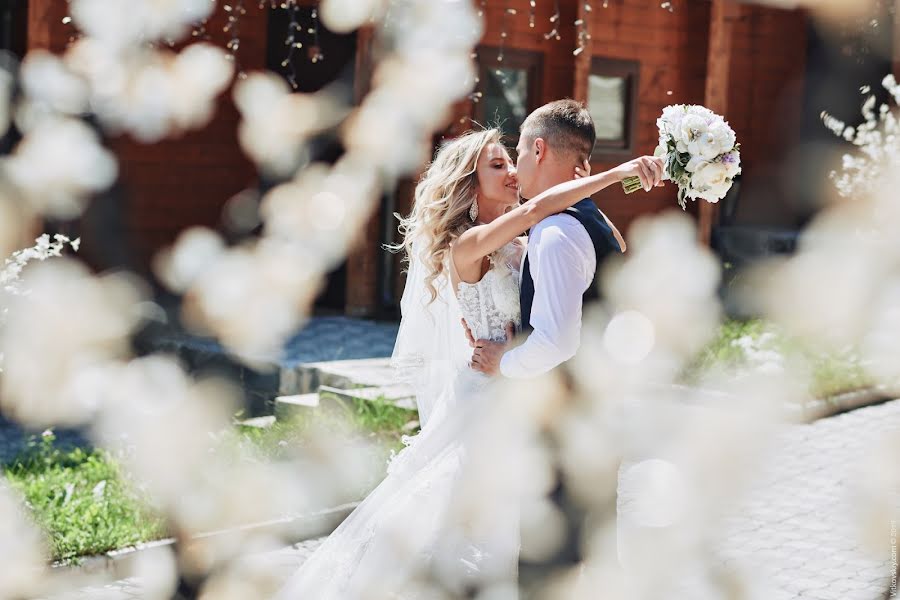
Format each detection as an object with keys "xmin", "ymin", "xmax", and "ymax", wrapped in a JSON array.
[{"xmin": 273, "ymin": 241, "xmax": 524, "ymax": 600}]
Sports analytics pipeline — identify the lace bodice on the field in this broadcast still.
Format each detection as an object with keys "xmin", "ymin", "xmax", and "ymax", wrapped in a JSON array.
[{"xmin": 455, "ymin": 240, "xmax": 523, "ymax": 343}]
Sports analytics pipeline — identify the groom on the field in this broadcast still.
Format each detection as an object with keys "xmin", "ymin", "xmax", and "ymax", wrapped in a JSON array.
[
  {"xmin": 469, "ymin": 99, "xmax": 660, "ymax": 377},
  {"xmin": 467, "ymin": 99, "xmax": 662, "ymax": 582}
]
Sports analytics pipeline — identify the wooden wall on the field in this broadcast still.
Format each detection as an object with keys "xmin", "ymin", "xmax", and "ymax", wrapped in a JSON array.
[
  {"xmin": 446, "ymin": 0, "xmax": 808, "ymax": 237},
  {"xmin": 579, "ymin": 0, "xmax": 713, "ymax": 231},
  {"xmin": 576, "ymin": 0, "xmax": 806, "ymax": 234},
  {"xmin": 27, "ymin": 1, "xmax": 268, "ymax": 276},
  {"xmin": 26, "ymin": 0, "xmax": 809, "ymax": 315},
  {"xmin": 722, "ymin": 3, "xmax": 808, "ymax": 226}
]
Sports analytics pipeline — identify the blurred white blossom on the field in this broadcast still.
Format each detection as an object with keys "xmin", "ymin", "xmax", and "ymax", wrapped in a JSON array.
[
  {"xmin": 0, "ymin": 482, "xmax": 48, "ymax": 600},
  {"xmin": 261, "ymin": 158, "xmax": 380, "ymax": 270},
  {"xmin": 602, "ymin": 211, "xmax": 722, "ymax": 361},
  {"xmin": 320, "ymin": 0, "xmax": 389, "ymax": 34},
  {"xmin": 70, "ymin": 0, "xmax": 215, "ymax": 50},
  {"xmin": 852, "ymin": 430, "xmax": 900, "ymax": 557},
  {"xmin": 2, "ymin": 116, "xmax": 117, "ymax": 218},
  {"xmin": 0, "ymin": 259, "xmax": 142, "ymax": 427},
  {"xmin": 65, "ymin": 41, "xmax": 234, "ymax": 143},
  {"xmin": 233, "ymin": 72, "xmax": 343, "ymax": 177},
  {"xmin": 1, "ymin": 233, "xmax": 80, "ymax": 297},
  {"xmin": 19, "ymin": 50, "xmax": 90, "ymax": 117},
  {"xmin": 180, "ymin": 239, "xmax": 322, "ymax": 362},
  {"xmin": 822, "ymin": 74, "xmax": 900, "ymax": 198},
  {"xmin": 154, "ymin": 226, "xmax": 227, "ymax": 294}
]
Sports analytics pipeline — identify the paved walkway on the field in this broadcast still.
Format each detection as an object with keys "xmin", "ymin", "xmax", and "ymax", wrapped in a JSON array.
[
  {"xmin": 280, "ymin": 316, "xmax": 399, "ymax": 365},
  {"xmin": 0, "ymin": 419, "xmax": 92, "ymax": 466},
  {"xmin": 43, "ymin": 399, "xmax": 900, "ymax": 600},
  {"xmin": 618, "ymin": 398, "xmax": 900, "ymax": 599},
  {"xmin": 148, "ymin": 316, "xmax": 399, "ymax": 366}
]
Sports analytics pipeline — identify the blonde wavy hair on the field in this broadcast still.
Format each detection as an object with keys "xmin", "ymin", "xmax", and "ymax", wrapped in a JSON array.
[{"xmin": 390, "ymin": 128, "xmax": 503, "ymax": 303}]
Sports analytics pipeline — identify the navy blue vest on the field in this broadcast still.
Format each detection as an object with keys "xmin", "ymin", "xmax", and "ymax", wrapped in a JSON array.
[{"xmin": 519, "ymin": 198, "xmax": 622, "ymax": 332}]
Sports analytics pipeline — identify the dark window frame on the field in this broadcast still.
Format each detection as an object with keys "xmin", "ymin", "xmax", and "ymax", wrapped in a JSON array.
[
  {"xmin": 1, "ymin": 0, "xmax": 28, "ymax": 58},
  {"xmin": 588, "ymin": 57, "xmax": 640, "ymax": 157},
  {"xmin": 474, "ymin": 46, "xmax": 544, "ymax": 145}
]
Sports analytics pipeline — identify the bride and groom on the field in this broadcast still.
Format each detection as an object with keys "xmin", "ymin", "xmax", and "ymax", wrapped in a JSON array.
[{"xmin": 273, "ymin": 100, "xmax": 665, "ymax": 598}]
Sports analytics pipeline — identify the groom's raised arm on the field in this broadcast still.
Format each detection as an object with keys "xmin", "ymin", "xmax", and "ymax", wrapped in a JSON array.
[{"xmin": 499, "ymin": 216, "xmax": 595, "ymax": 379}]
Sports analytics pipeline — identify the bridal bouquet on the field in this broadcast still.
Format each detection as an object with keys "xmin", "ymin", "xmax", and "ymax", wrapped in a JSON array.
[{"xmin": 623, "ymin": 105, "xmax": 741, "ymax": 209}]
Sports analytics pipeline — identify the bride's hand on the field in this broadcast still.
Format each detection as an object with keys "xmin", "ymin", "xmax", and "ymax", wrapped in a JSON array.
[
  {"xmin": 471, "ymin": 323, "xmax": 515, "ymax": 376},
  {"xmin": 573, "ymin": 158, "xmax": 591, "ymax": 179}
]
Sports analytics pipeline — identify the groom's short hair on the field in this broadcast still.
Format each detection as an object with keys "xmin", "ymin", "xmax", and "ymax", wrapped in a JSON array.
[{"xmin": 520, "ymin": 99, "xmax": 596, "ymax": 163}]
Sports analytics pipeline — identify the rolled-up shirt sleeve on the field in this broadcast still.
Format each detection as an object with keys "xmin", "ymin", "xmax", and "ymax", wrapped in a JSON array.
[{"xmin": 499, "ymin": 215, "xmax": 595, "ymax": 379}]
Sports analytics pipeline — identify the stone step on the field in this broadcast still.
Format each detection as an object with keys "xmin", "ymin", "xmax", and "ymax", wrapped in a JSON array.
[
  {"xmin": 236, "ymin": 415, "xmax": 277, "ymax": 429},
  {"xmin": 274, "ymin": 393, "xmax": 321, "ymax": 421},
  {"xmin": 318, "ymin": 384, "xmax": 417, "ymax": 411},
  {"xmin": 280, "ymin": 358, "xmax": 398, "ymax": 395},
  {"xmin": 273, "ymin": 384, "xmax": 418, "ymax": 423}
]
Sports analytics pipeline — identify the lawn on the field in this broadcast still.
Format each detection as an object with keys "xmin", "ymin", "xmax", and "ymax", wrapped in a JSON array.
[
  {"xmin": 3, "ymin": 432, "xmax": 165, "ymax": 562},
  {"xmin": 3, "ymin": 395, "xmax": 419, "ymax": 562},
  {"xmin": 683, "ymin": 319, "xmax": 873, "ymax": 398}
]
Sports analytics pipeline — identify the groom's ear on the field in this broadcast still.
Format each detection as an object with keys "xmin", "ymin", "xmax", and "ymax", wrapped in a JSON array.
[{"xmin": 533, "ymin": 138, "xmax": 546, "ymax": 164}]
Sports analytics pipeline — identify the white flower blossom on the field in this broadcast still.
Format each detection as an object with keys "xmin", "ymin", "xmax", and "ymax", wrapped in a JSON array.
[
  {"xmin": 2, "ymin": 116, "xmax": 117, "ymax": 218},
  {"xmin": 823, "ymin": 74, "xmax": 900, "ymax": 198},
  {"xmin": 689, "ymin": 161, "xmax": 731, "ymax": 202}
]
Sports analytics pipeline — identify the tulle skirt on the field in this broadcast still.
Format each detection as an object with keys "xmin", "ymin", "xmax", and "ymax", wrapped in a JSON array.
[{"xmin": 272, "ymin": 367, "xmax": 518, "ymax": 600}]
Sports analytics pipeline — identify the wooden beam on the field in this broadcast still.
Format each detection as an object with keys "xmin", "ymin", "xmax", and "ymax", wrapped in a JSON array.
[
  {"xmin": 700, "ymin": 0, "xmax": 741, "ymax": 246},
  {"xmin": 573, "ymin": 1, "xmax": 594, "ymax": 105},
  {"xmin": 894, "ymin": 0, "xmax": 900, "ymax": 78},
  {"xmin": 344, "ymin": 26, "xmax": 381, "ymax": 317},
  {"xmin": 27, "ymin": 0, "xmax": 70, "ymax": 53}
]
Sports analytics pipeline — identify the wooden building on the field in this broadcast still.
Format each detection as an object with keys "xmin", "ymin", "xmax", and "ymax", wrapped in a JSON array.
[{"xmin": 7, "ymin": 0, "xmax": 892, "ymax": 318}]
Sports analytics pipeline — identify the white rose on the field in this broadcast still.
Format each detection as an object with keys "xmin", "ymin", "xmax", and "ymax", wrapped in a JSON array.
[
  {"xmin": 654, "ymin": 140, "xmax": 668, "ymax": 158},
  {"xmin": 708, "ymin": 120, "xmax": 737, "ymax": 155},
  {"xmin": 681, "ymin": 114, "xmax": 721, "ymax": 161},
  {"xmin": 679, "ymin": 114, "xmax": 707, "ymax": 144},
  {"xmin": 685, "ymin": 156, "xmax": 708, "ymax": 173},
  {"xmin": 722, "ymin": 150, "xmax": 741, "ymax": 178},
  {"xmin": 686, "ymin": 105, "xmax": 716, "ymax": 123},
  {"xmin": 659, "ymin": 105, "xmax": 686, "ymax": 137},
  {"xmin": 690, "ymin": 160, "xmax": 731, "ymax": 202}
]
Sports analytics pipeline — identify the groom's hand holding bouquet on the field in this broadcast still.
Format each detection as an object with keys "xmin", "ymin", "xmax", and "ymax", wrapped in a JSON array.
[{"xmin": 613, "ymin": 155, "xmax": 666, "ymax": 193}]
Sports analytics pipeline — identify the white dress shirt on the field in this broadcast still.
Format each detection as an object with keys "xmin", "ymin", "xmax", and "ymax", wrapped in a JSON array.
[{"xmin": 499, "ymin": 213, "xmax": 596, "ymax": 378}]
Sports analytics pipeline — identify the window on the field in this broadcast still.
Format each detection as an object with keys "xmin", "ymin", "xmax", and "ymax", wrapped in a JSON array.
[
  {"xmin": 588, "ymin": 58, "xmax": 639, "ymax": 154},
  {"xmin": 474, "ymin": 47, "xmax": 543, "ymax": 143},
  {"xmin": 0, "ymin": 0, "xmax": 27, "ymax": 58}
]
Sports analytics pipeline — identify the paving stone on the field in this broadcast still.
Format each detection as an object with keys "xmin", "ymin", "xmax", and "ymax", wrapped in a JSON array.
[{"xmin": 620, "ymin": 398, "xmax": 900, "ymax": 599}]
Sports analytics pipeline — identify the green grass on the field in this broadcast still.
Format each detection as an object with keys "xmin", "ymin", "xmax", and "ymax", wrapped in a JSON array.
[
  {"xmin": 3, "ymin": 432, "xmax": 166, "ymax": 562},
  {"xmin": 4, "ymin": 396, "xmax": 419, "ymax": 563},
  {"xmin": 232, "ymin": 394, "xmax": 418, "ymax": 468},
  {"xmin": 685, "ymin": 319, "xmax": 873, "ymax": 398}
]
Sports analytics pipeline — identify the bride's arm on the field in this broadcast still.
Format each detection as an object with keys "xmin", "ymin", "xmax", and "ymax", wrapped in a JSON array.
[{"xmin": 454, "ymin": 156, "xmax": 660, "ymax": 267}]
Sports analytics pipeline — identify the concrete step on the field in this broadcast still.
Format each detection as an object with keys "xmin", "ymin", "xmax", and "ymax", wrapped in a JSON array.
[
  {"xmin": 274, "ymin": 393, "xmax": 321, "ymax": 421},
  {"xmin": 236, "ymin": 415, "xmax": 277, "ymax": 429},
  {"xmin": 280, "ymin": 358, "xmax": 398, "ymax": 395},
  {"xmin": 318, "ymin": 384, "xmax": 417, "ymax": 411}
]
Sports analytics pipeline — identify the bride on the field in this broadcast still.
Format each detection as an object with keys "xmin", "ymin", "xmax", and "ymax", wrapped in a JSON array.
[{"xmin": 273, "ymin": 128, "xmax": 656, "ymax": 599}]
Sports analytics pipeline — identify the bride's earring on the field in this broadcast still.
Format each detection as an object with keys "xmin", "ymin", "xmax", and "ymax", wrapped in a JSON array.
[{"xmin": 469, "ymin": 198, "xmax": 479, "ymax": 222}]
